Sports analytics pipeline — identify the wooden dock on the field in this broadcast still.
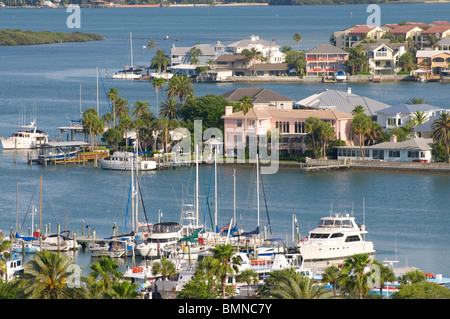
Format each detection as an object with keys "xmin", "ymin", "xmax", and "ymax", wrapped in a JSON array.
[
  {"xmin": 300, "ymin": 159, "xmax": 349, "ymax": 172},
  {"xmin": 29, "ymin": 150, "xmax": 109, "ymax": 166}
]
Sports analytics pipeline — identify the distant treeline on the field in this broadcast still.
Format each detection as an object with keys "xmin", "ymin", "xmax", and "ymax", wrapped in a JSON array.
[
  {"xmin": 267, "ymin": 0, "xmax": 389, "ymax": 5},
  {"xmin": 0, "ymin": 30, "xmax": 105, "ymax": 46}
]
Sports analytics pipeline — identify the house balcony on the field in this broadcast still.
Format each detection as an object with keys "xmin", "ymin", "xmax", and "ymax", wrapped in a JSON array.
[
  {"xmin": 306, "ymin": 67, "xmax": 338, "ymax": 73},
  {"xmin": 306, "ymin": 57, "xmax": 348, "ymax": 62}
]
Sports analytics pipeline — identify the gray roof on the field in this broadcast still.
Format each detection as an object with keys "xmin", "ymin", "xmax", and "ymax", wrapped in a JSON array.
[
  {"xmin": 414, "ymin": 115, "xmax": 438, "ymax": 133},
  {"xmin": 376, "ymin": 103, "xmax": 443, "ymax": 115},
  {"xmin": 368, "ymin": 138, "xmax": 433, "ymax": 151},
  {"xmin": 306, "ymin": 44, "xmax": 349, "ymax": 55},
  {"xmin": 295, "ymin": 89, "xmax": 390, "ymax": 117},
  {"xmin": 227, "ymin": 37, "xmax": 274, "ymax": 48},
  {"xmin": 222, "ymin": 88, "xmax": 295, "ymax": 104},
  {"xmin": 438, "ymin": 37, "xmax": 450, "ymax": 46},
  {"xmin": 170, "ymin": 43, "xmax": 220, "ymax": 56}
]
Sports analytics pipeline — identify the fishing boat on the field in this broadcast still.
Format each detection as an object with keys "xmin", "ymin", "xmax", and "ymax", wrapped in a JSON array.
[
  {"xmin": 296, "ymin": 213, "xmax": 375, "ymax": 267},
  {"xmin": 135, "ymin": 222, "xmax": 183, "ymax": 257},
  {"xmin": 0, "ymin": 120, "xmax": 48, "ymax": 150},
  {"xmin": 100, "ymin": 151, "xmax": 157, "ymax": 171},
  {"xmin": 37, "ymin": 141, "xmax": 87, "ymax": 163},
  {"xmin": 335, "ymin": 70, "xmax": 346, "ymax": 82}
]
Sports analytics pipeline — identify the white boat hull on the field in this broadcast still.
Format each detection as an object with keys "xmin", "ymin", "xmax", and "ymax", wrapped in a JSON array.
[
  {"xmin": 1, "ymin": 137, "xmax": 46, "ymax": 149},
  {"xmin": 298, "ymin": 242, "xmax": 375, "ymax": 263},
  {"xmin": 100, "ymin": 157, "xmax": 157, "ymax": 171},
  {"xmin": 112, "ymin": 73, "xmax": 142, "ymax": 80}
]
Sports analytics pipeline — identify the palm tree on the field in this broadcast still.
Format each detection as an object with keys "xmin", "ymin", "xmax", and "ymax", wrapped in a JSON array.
[
  {"xmin": 409, "ymin": 110, "xmax": 428, "ymax": 128},
  {"xmin": 238, "ymin": 96, "xmax": 254, "ymax": 147},
  {"xmin": 88, "ymin": 256, "xmax": 122, "ymax": 296},
  {"xmin": 322, "ymin": 265, "xmax": 340, "ymax": 297},
  {"xmin": 159, "ymin": 98, "xmax": 182, "ymax": 120},
  {"xmin": 210, "ymin": 244, "xmax": 240, "ymax": 299},
  {"xmin": 166, "ymin": 75, "xmax": 194, "ymax": 104},
  {"xmin": 107, "ymin": 88, "xmax": 119, "ymax": 127},
  {"xmin": 340, "ymin": 254, "xmax": 373, "ymax": 299},
  {"xmin": 305, "ymin": 116, "xmax": 321, "ymax": 158},
  {"xmin": 132, "ymin": 100, "xmax": 151, "ymax": 119},
  {"xmin": 351, "ymin": 105, "xmax": 366, "ymax": 115},
  {"xmin": 103, "ymin": 280, "xmax": 139, "ymax": 299},
  {"xmin": 189, "ymin": 46, "xmax": 202, "ymax": 66},
  {"xmin": 293, "ymin": 33, "xmax": 302, "ymax": 51},
  {"xmin": 237, "ymin": 269, "xmax": 258, "ymax": 297},
  {"xmin": 372, "ymin": 260, "xmax": 396, "ymax": 296},
  {"xmin": 264, "ymin": 268, "xmax": 325, "ymax": 299},
  {"xmin": 114, "ymin": 97, "xmax": 131, "ymax": 120},
  {"xmin": 21, "ymin": 250, "xmax": 87, "ymax": 299},
  {"xmin": 242, "ymin": 48, "xmax": 262, "ymax": 76},
  {"xmin": 431, "ymin": 112, "xmax": 450, "ymax": 163},
  {"xmin": 102, "ymin": 112, "xmax": 114, "ymax": 129},
  {"xmin": 152, "ymin": 256, "xmax": 177, "ymax": 297},
  {"xmin": 118, "ymin": 113, "xmax": 134, "ymax": 149},
  {"xmin": 152, "ymin": 77, "xmax": 166, "ymax": 117},
  {"xmin": 82, "ymin": 108, "xmax": 102, "ymax": 150},
  {"xmin": 151, "ymin": 49, "xmax": 170, "ymax": 74},
  {"xmin": 351, "ymin": 113, "xmax": 372, "ymax": 160},
  {"xmin": 318, "ymin": 121, "xmax": 335, "ymax": 158},
  {"xmin": 407, "ymin": 97, "xmax": 428, "ymax": 105}
]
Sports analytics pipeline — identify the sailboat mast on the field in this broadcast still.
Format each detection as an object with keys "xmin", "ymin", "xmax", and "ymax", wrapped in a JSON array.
[
  {"xmin": 96, "ymin": 66, "xmax": 99, "ymax": 115},
  {"xmin": 256, "ymin": 153, "xmax": 260, "ymax": 228},
  {"xmin": 195, "ymin": 144, "xmax": 199, "ymax": 229},
  {"xmin": 130, "ymin": 32, "xmax": 133, "ymax": 68},
  {"xmin": 131, "ymin": 153, "xmax": 135, "ymax": 233},
  {"xmin": 214, "ymin": 150, "xmax": 217, "ymax": 232},
  {"xmin": 233, "ymin": 169, "xmax": 236, "ymax": 228}
]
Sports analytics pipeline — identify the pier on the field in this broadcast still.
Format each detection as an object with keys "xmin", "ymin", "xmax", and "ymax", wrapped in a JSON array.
[{"xmin": 300, "ymin": 158, "xmax": 349, "ymax": 172}]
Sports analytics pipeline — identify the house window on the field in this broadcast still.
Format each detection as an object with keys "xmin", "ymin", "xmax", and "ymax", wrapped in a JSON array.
[
  {"xmin": 420, "ymin": 151, "xmax": 426, "ymax": 158},
  {"xmin": 376, "ymin": 47, "xmax": 388, "ymax": 57},
  {"xmin": 398, "ymin": 118, "xmax": 402, "ymax": 125},
  {"xmin": 387, "ymin": 118, "xmax": 396, "ymax": 126},
  {"xmin": 389, "ymin": 150, "xmax": 400, "ymax": 158},
  {"xmin": 237, "ymin": 119, "xmax": 242, "ymax": 128},
  {"xmin": 408, "ymin": 151, "xmax": 419, "ymax": 158},
  {"xmin": 248, "ymin": 120, "xmax": 256, "ymax": 129}
]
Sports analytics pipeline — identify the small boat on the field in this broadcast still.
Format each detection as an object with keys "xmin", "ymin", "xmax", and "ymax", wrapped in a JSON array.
[
  {"xmin": 41, "ymin": 232, "xmax": 80, "ymax": 251},
  {"xmin": 88, "ymin": 239, "xmax": 134, "ymax": 258},
  {"xmin": 2, "ymin": 254, "xmax": 24, "ymax": 282},
  {"xmin": 136, "ymin": 222, "xmax": 183, "ymax": 257},
  {"xmin": 100, "ymin": 151, "xmax": 157, "ymax": 171},
  {"xmin": 335, "ymin": 70, "xmax": 346, "ymax": 82},
  {"xmin": 0, "ymin": 120, "xmax": 48, "ymax": 150},
  {"xmin": 296, "ymin": 213, "xmax": 375, "ymax": 267},
  {"xmin": 112, "ymin": 32, "xmax": 145, "ymax": 80},
  {"xmin": 12, "ymin": 240, "xmax": 41, "ymax": 254}
]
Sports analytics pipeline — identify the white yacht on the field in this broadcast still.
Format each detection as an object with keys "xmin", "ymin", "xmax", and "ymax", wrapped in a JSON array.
[
  {"xmin": 100, "ymin": 151, "xmax": 157, "ymax": 171},
  {"xmin": 135, "ymin": 222, "xmax": 183, "ymax": 257},
  {"xmin": 296, "ymin": 213, "xmax": 375, "ymax": 266},
  {"xmin": 0, "ymin": 120, "xmax": 48, "ymax": 150}
]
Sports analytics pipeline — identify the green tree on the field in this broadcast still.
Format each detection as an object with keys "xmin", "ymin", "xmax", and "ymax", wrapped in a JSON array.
[
  {"xmin": 152, "ymin": 77, "xmax": 166, "ymax": 117},
  {"xmin": 210, "ymin": 244, "xmax": 240, "ymax": 299},
  {"xmin": 166, "ymin": 75, "xmax": 194, "ymax": 104},
  {"xmin": 178, "ymin": 256, "xmax": 221, "ymax": 299},
  {"xmin": 408, "ymin": 110, "xmax": 428, "ymax": 128},
  {"xmin": 132, "ymin": 100, "xmax": 152, "ymax": 119},
  {"xmin": 351, "ymin": 113, "xmax": 372, "ymax": 159},
  {"xmin": 152, "ymin": 256, "xmax": 177, "ymax": 298},
  {"xmin": 305, "ymin": 116, "xmax": 321, "ymax": 158},
  {"xmin": 20, "ymin": 250, "xmax": 87, "ymax": 299},
  {"xmin": 159, "ymin": 98, "xmax": 182, "ymax": 120},
  {"xmin": 88, "ymin": 256, "xmax": 122, "ymax": 297},
  {"xmin": 351, "ymin": 105, "xmax": 365, "ymax": 115},
  {"xmin": 407, "ymin": 97, "xmax": 428, "ymax": 105},
  {"xmin": 293, "ymin": 33, "xmax": 302, "ymax": 51},
  {"xmin": 0, "ymin": 239, "xmax": 11, "ymax": 280},
  {"xmin": 340, "ymin": 254, "xmax": 374, "ymax": 299},
  {"xmin": 151, "ymin": 49, "xmax": 170, "ymax": 74},
  {"xmin": 189, "ymin": 46, "xmax": 202, "ymax": 66},
  {"xmin": 399, "ymin": 51, "xmax": 416, "ymax": 72},
  {"xmin": 82, "ymin": 108, "xmax": 104, "ymax": 150},
  {"xmin": 372, "ymin": 260, "xmax": 396, "ymax": 297},
  {"xmin": 103, "ymin": 280, "xmax": 139, "ymax": 299},
  {"xmin": 102, "ymin": 112, "xmax": 114, "ymax": 129},
  {"xmin": 345, "ymin": 44, "xmax": 369, "ymax": 75},
  {"xmin": 401, "ymin": 269, "xmax": 426, "ymax": 285},
  {"xmin": 242, "ymin": 48, "xmax": 263, "ymax": 76},
  {"xmin": 237, "ymin": 269, "xmax": 258, "ymax": 297},
  {"xmin": 322, "ymin": 265, "xmax": 340, "ymax": 297},
  {"xmin": 107, "ymin": 88, "xmax": 119, "ymax": 127},
  {"xmin": 317, "ymin": 121, "xmax": 335, "ymax": 158},
  {"xmin": 392, "ymin": 281, "xmax": 450, "ymax": 299},
  {"xmin": 431, "ymin": 112, "xmax": 450, "ymax": 163}
]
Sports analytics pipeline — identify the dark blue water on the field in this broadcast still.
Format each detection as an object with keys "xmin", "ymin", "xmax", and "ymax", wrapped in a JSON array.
[{"xmin": 1, "ymin": 4, "xmax": 450, "ymax": 275}]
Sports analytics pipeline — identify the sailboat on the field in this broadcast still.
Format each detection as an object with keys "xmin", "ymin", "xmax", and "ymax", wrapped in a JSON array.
[{"xmin": 113, "ymin": 32, "xmax": 144, "ymax": 80}]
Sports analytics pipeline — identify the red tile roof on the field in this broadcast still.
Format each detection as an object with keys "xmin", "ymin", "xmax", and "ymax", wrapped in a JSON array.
[
  {"xmin": 422, "ymin": 25, "xmax": 450, "ymax": 36},
  {"xmin": 348, "ymin": 25, "xmax": 376, "ymax": 36}
]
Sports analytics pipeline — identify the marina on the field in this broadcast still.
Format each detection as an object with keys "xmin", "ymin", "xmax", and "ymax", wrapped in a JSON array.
[{"xmin": 0, "ymin": 4, "xmax": 450, "ymax": 300}]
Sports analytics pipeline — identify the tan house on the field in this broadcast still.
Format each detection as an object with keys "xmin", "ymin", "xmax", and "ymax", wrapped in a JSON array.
[
  {"xmin": 389, "ymin": 25, "xmax": 423, "ymax": 42},
  {"xmin": 421, "ymin": 25, "xmax": 450, "ymax": 39},
  {"xmin": 334, "ymin": 25, "xmax": 387, "ymax": 49},
  {"xmin": 222, "ymin": 107, "xmax": 355, "ymax": 154},
  {"xmin": 416, "ymin": 50, "xmax": 450, "ymax": 79}
]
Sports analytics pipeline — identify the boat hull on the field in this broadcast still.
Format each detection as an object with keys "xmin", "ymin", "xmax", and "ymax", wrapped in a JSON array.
[
  {"xmin": 100, "ymin": 159, "xmax": 157, "ymax": 171},
  {"xmin": 1, "ymin": 137, "xmax": 46, "ymax": 149}
]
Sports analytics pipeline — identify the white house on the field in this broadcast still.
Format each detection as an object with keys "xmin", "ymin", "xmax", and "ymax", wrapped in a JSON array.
[
  {"xmin": 225, "ymin": 35, "xmax": 285, "ymax": 64},
  {"xmin": 375, "ymin": 103, "xmax": 444, "ymax": 130},
  {"xmin": 336, "ymin": 137, "xmax": 434, "ymax": 163},
  {"xmin": 364, "ymin": 42, "xmax": 406, "ymax": 75}
]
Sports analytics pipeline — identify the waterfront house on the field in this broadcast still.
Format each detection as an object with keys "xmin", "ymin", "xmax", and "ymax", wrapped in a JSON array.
[
  {"xmin": 333, "ymin": 25, "xmax": 387, "ymax": 49},
  {"xmin": 221, "ymin": 88, "xmax": 295, "ymax": 109},
  {"xmin": 388, "ymin": 25, "xmax": 423, "ymax": 42},
  {"xmin": 375, "ymin": 103, "xmax": 444, "ymax": 130},
  {"xmin": 421, "ymin": 25, "xmax": 450, "ymax": 40},
  {"xmin": 363, "ymin": 42, "xmax": 407, "ymax": 75},
  {"xmin": 225, "ymin": 35, "xmax": 285, "ymax": 64},
  {"xmin": 222, "ymin": 106, "xmax": 355, "ymax": 155},
  {"xmin": 295, "ymin": 88, "xmax": 390, "ymax": 120},
  {"xmin": 304, "ymin": 44, "xmax": 349, "ymax": 77},
  {"xmin": 415, "ymin": 50, "xmax": 450, "ymax": 79},
  {"xmin": 336, "ymin": 137, "xmax": 434, "ymax": 163},
  {"xmin": 211, "ymin": 54, "xmax": 251, "ymax": 76},
  {"xmin": 437, "ymin": 37, "xmax": 450, "ymax": 50}
]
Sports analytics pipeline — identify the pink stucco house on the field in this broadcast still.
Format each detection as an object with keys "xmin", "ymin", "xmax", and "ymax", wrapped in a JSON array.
[{"xmin": 222, "ymin": 106, "xmax": 355, "ymax": 154}]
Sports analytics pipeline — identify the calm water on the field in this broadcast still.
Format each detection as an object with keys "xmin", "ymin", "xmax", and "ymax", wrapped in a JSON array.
[{"xmin": 0, "ymin": 4, "xmax": 450, "ymax": 275}]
